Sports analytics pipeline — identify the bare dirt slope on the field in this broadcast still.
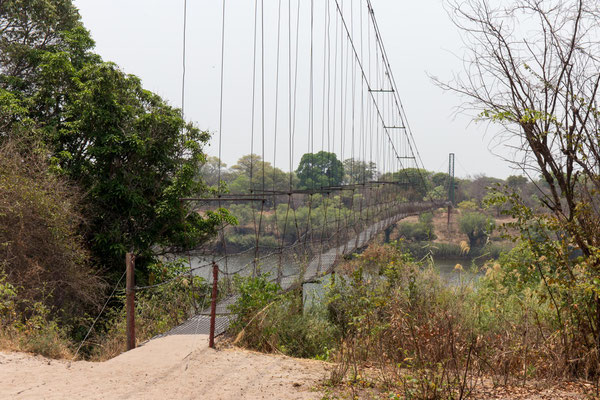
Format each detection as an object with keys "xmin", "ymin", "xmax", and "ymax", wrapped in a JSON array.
[{"xmin": 0, "ymin": 335, "xmax": 326, "ymax": 399}]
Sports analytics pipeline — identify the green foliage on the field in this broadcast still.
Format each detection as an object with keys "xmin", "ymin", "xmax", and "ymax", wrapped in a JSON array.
[
  {"xmin": 457, "ymin": 200, "xmax": 478, "ymax": 210},
  {"xmin": 14, "ymin": 301, "xmax": 72, "ymax": 359},
  {"xmin": 0, "ymin": 88, "xmax": 34, "ymax": 135},
  {"xmin": 381, "ymin": 168, "xmax": 430, "ymax": 201},
  {"xmin": 56, "ymin": 62, "xmax": 232, "ymax": 273},
  {"xmin": 0, "ymin": 270, "xmax": 17, "ymax": 323},
  {"xmin": 0, "ymin": 268, "xmax": 73, "ymax": 358},
  {"xmin": 430, "ymin": 172, "xmax": 451, "ymax": 188},
  {"xmin": 296, "ymin": 151, "xmax": 344, "ymax": 189},
  {"xmin": 418, "ymin": 212, "xmax": 434, "ymax": 225},
  {"xmin": 397, "ymin": 222, "xmax": 436, "ymax": 242},
  {"xmin": 231, "ymin": 288, "xmax": 337, "ymax": 359},
  {"xmin": 506, "ymin": 175, "xmax": 528, "ymax": 189},
  {"xmin": 329, "ymin": 242, "xmax": 587, "ymax": 390},
  {"xmin": 227, "ymin": 271, "xmax": 340, "ymax": 359},
  {"xmin": 227, "ymin": 154, "xmax": 295, "ymax": 193},
  {"xmin": 229, "ymin": 240, "xmax": 597, "ymax": 394},
  {"xmin": 459, "ymin": 212, "xmax": 495, "ymax": 247},
  {"xmin": 0, "ymin": 0, "xmax": 231, "ymax": 276},
  {"xmin": 426, "ymin": 184, "xmax": 447, "ymax": 201},
  {"xmin": 327, "ymin": 267, "xmax": 385, "ymax": 340},
  {"xmin": 343, "ymin": 158, "xmax": 377, "ymax": 184},
  {"xmin": 0, "ymin": 0, "xmax": 87, "ymax": 86},
  {"xmin": 324, "ymin": 244, "xmax": 483, "ymax": 396},
  {"xmin": 228, "ymin": 274, "xmax": 281, "ymax": 333},
  {"xmin": 396, "ymin": 213, "xmax": 436, "ymax": 242}
]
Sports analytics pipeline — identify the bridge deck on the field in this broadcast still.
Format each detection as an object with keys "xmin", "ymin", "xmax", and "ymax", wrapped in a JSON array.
[{"xmin": 162, "ymin": 202, "xmax": 442, "ymax": 337}]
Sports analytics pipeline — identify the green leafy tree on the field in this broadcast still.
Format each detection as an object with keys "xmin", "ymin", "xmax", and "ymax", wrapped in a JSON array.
[
  {"xmin": 228, "ymin": 154, "xmax": 296, "ymax": 193},
  {"xmin": 0, "ymin": 0, "xmax": 233, "ymax": 276},
  {"xmin": 506, "ymin": 175, "xmax": 528, "ymax": 190},
  {"xmin": 381, "ymin": 168, "xmax": 430, "ymax": 201},
  {"xmin": 343, "ymin": 158, "xmax": 377, "ymax": 184},
  {"xmin": 58, "ymin": 63, "xmax": 233, "ymax": 270},
  {"xmin": 426, "ymin": 185, "xmax": 447, "ymax": 201},
  {"xmin": 430, "ymin": 172, "xmax": 450, "ymax": 188},
  {"xmin": 0, "ymin": 0, "xmax": 90, "ymax": 84},
  {"xmin": 199, "ymin": 156, "xmax": 228, "ymax": 188},
  {"xmin": 457, "ymin": 200, "xmax": 478, "ymax": 211},
  {"xmin": 296, "ymin": 151, "xmax": 343, "ymax": 190}
]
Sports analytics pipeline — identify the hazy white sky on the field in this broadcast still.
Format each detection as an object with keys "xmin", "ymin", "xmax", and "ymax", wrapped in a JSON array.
[{"xmin": 73, "ymin": 0, "xmax": 516, "ymax": 179}]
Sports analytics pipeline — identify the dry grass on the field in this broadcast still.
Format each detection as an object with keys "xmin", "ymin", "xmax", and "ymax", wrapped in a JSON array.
[
  {"xmin": 0, "ymin": 139, "xmax": 104, "ymax": 320},
  {"xmin": 320, "ymin": 242, "xmax": 597, "ymax": 398}
]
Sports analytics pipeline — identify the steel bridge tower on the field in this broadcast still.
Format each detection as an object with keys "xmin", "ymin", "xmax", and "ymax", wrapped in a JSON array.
[{"xmin": 448, "ymin": 153, "xmax": 455, "ymax": 205}]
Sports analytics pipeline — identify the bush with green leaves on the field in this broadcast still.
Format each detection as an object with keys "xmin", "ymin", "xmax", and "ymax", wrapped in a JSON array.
[
  {"xmin": 227, "ymin": 274, "xmax": 336, "ymax": 359},
  {"xmin": 227, "ymin": 241, "xmax": 594, "ymax": 395},
  {"xmin": 0, "ymin": 268, "xmax": 73, "ymax": 358},
  {"xmin": 418, "ymin": 212, "xmax": 434, "ymax": 225},
  {"xmin": 325, "ymin": 242, "xmax": 574, "ymax": 393},
  {"xmin": 459, "ymin": 212, "xmax": 495, "ymax": 247},
  {"xmin": 458, "ymin": 200, "xmax": 479, "ymax": 211},
  {"xmin": 396, "ymin": 221, "xmax": 436, "ymax": 242},
  {"xmin": 228, "ymin": 273, "xmax": 281, "ymax": 334}
]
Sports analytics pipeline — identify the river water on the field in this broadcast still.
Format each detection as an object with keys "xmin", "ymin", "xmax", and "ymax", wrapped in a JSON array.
[{"xmin": 184, "ymin": 251, "xmax": 481, "ymax": 311}]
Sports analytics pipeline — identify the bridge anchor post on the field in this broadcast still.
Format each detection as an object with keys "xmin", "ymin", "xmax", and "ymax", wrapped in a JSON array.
[
  {"xmin": 126, "ymin": 252, "xmax": 136, "ymax": 351},
  {"xmin": 209, "ymin": 262, "xmax": 219, "ymax": 349}
]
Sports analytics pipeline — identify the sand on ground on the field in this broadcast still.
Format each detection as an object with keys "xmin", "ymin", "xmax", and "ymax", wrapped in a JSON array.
[{"xmin": 0, "ymin": 335, "xmax": 327, "ymax": 400}]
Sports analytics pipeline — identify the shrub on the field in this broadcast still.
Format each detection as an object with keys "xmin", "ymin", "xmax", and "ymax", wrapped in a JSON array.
[
  {"xmin": 0, "ymin": 139, "xmax": 103, "ymax": 323},
  {"xmin": 227, "ymin": 274, "xmax": 336, "ymax": 359},
  {"xmin": 0, "ymin": 268, "xmax": 73, "ymax": 358},
  {"xmin": 228, "ymin": 273, "xmax": 281, "ymax": 334},
  {"xmin": 418, "ymin": 212, "xmax": 434, "ymax": 225},
  {"xmin": 459, "ymin": 212, "xmax": 495, "ymax": 247},
  {"xmin": 325, "ymin": 247, "xmax": 482, "ymax": 396},
  {"xmin": 229, "ymin": 238, "xmax": 595, "ymax": 397},
  {"xmin": 458, "ymin": 200, "xmax": 479, "ymax": 210},
  {"xmin": 397, "ymin": 221, "xmax": 436, "ymax": 242}
]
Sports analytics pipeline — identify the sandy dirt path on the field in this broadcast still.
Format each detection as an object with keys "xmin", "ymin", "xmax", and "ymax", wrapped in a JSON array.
[{"xmin": 0, "ymin": 335, "xmax": 327, "ymax": 399}]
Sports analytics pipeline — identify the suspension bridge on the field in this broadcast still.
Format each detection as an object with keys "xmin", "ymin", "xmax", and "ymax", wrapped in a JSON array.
[{"xmin": 141, "ymin": 0, "xmax": 453, "ymax": 340}]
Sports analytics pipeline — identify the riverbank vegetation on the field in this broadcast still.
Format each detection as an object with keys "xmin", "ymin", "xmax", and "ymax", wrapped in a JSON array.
[
  {"xmin": 224, "ymin": 0, "xmax": 600, "ymax": 397},
  {"xmin": 227, "ymin": 238, "xmax": 597, "ymax": 398},
  {"xmin": 2, "ymin": 3, "xmax": 600, "ymax": 400},
  {"xmin": 390, "ymin": 205, "xmax": 512, "ymax": 264},
  {"xmin": 202, "ymin": 149, "xmax": 542, "ymax": 255}
]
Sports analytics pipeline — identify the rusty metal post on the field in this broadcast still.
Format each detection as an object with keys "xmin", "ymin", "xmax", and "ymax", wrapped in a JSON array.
[
  {"xmin": 209, "ymin": 262, "xmax": 219, "ymax": 349},
  {"xmin": 126, "ymin": 252, "xmax": 136, "ymax": 351}
]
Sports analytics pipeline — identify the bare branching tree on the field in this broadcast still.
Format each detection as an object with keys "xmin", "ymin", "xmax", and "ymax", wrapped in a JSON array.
[{"xmin": 437, "ymin": 0, "xmax": 600, "ymax": 257}]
